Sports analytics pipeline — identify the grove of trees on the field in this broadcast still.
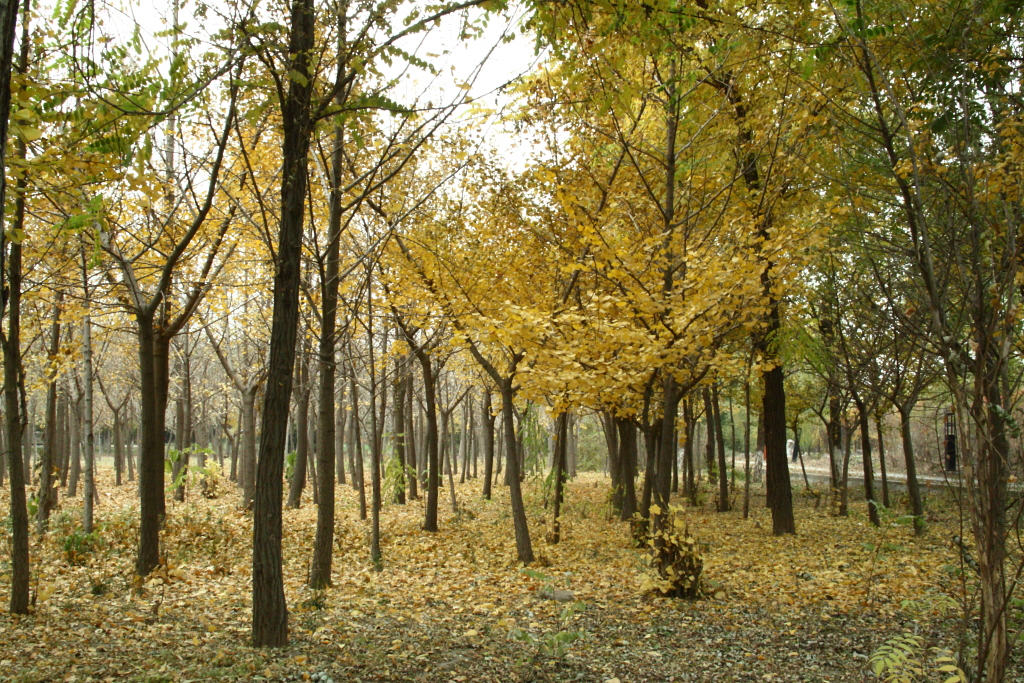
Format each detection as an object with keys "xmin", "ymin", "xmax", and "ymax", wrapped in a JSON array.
[{"xmin": 1, "ymin": 0, "xmax": 1021, "ymax": 680}]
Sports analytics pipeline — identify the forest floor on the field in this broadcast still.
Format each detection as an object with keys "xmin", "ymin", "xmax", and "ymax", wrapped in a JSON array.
[{"xmin": 0, "ymin": 464, "xmax": 1017, "ymax": 682}]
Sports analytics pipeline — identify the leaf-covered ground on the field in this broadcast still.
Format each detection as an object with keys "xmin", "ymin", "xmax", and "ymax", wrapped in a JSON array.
[{"xmin": 0, "ymin": 466, "xmax": 1012, "ymax": 681}]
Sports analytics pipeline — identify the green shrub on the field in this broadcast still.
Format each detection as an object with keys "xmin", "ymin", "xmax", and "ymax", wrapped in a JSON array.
[{"xmin": 62, "ymin": 529, "xmax": 103, "ymax": 566}]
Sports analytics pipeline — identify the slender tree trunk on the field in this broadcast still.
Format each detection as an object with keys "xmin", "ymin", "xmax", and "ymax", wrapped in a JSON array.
[
  {"xmin": 854, "ymin": 395, "xmax": 879, "ymax": 526},
  {"xmin": 654, "ymin": 376, "xmax": 680, "ymax": 529},
  {"xmin": 415, "ymin": 352, "xmax": 440, "ymax": 531},
  {"xmin": 729, "ymin": 392, "xmax": 736, "ymax": 495},
  {"xmin": 500, "ymin": 382, "xmax": 533, "ymax": 563},
  {"xmin": 237, "ymin": 387, "xmax": 257, "ymax": 506},
  {"xmin": 252, "ymin": 0, "xmax": 316, "ymax": 647},
  {"xmin": 58, "ymin": 395, "xmax": 69, "ymax": 486},
  {"xmin": 703, "ymin": 389, "xmax": 716, "ymax": 482},
  {"xmin": 286, "ymin": 351, "xmax": 310, "ymax": 510},
  {"xmin": 366, "ymin": 282, "xmax": 382, "ymax": 570},
  {"xmin": 392, "ymin": 358, "xmax": 407, "ymax": 504},
  {"xmin": 38, "ymin": 294, "xmax": 61, "ymax": 532},
  {"xmin": 347, "ymin": 372, "xmax": 357, "ymax": 490},
  {"xmin": 639, "ymin": 421, "xmax": 659, "ymax": 523},
  {"xmin": 616, "ymin": 417, "xmax": 637, "ymax": 521},
  {"xmin": 405, "ymin": 371, "xmax": 417, "ymax": 500},
  {"xmin": 839, "ymin": 420, "xmax": 852, "ymax": 517},
  {"xmin": 875, "ymin": 414, "xmax": 890, "ymax": 508},
  {"xmin": 1, "ymin": 1, "xmax": 28, "ymax": 606},
  {"xmin": 896, "ymin": 404, "xmax": 924, "ymax": 534},
  {"xmin": 762, "ymin": 361, "xmax": 794, "ymax": 534},
  {"xmin": 549, "ymin": 412, "xmax": 568, "ymax": 543},
  {"xmin": 713, "ymin": 383, "xmax": 729, "ymax": 512},
  {"xmin": 481, "ymin": 391, "xmax": 494, "ymax": 500},
  {"xmin": 113, "ymin": 409, "xmax": 124, "ymax": 486},
  {"xmin": 350, "ymin": 374, "xmax": 366, "ymax": 520},
  {"xmin": 307, "ymin": 416, "xmax": 318, "ymax": 505},
  {"xmin": 743, "ymin": 380, "xmax": 751, "ymax": 519},
  {"xmin": 602, "ymin": 411, "xmax": 621, "ymax": 511},
  {"xmin": 68, "ymin": 396, "xmax": 81, "ymax": 497},
  {"xmin": 335, "ymin": 380, "xmax": 346, "ymax": 486},
  {"xmin": 683, "ymin": 398, "xmax": 696, "ymax": 505},
  {"xmin": 81, "ymin": 307, "xmax": 95, "ymax": 533}
]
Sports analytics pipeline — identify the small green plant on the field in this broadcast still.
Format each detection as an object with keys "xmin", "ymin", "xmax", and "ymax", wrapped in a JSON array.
[
  {"xmin": 871, "ymin": 591, "xmax": 966, "ymax": 682},
  {"xmin": 285, "ymin": 450, "xmax": 297, "ymax": 482},
  {"xmin": 62, "ymin": 528, "xmax": 103, "ymax": 566},
  {"xmin": 510, "ymin": 597, "xmax": 585, "ymax": 660},
  {"xmin": 383, "ymin": 456, "xmax": 411, "ymax": 502},
  {"xmin": 869, "ymin": 633, "xmax": 966, "ymax": 682},
  {"xmin": 196, "ymin": 459, "xmax": 222, "ymax": 499}
]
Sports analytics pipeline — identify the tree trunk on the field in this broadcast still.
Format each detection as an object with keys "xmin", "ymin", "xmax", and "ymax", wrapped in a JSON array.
[
  {"xmin": 307, "ymin": 417, "xmax": 318, "ymax": 505},
  {"xmin": 252, "ymin": 0, "xmax": 316, "ymax": 647},
  {"xmin": 392, "ymin": 358, "xmax": 407, "ymax": 504},
  {"xmin": 854, "ymin": 395, "xmax": 879, "ymax": 526},
  {"xmin": 350, "ymin": 374, "xmax": 366, "ymax": 520},
  {"xmin": 135, "ymin": 318, "xmax": 172, "ymax": 577},
  {"xmin": 639, "ymin": 420, "xmax": 659, "ymax": 523},
  {"xmin": 601, "ymin": 411, "xmax": 621, "ymax": 511},
  {"xmin": 896, "ymin": 404, "xmax": 924, "ymax": 534},
  {"xmin": 654, "ymin": 376, "xmax": 679, "ymax": 529},
  {"xmin": 113, "ymin": 409, "xmax": 124, "ymax": 487},
  {"xmin": 405, "ymin": 371, "xmax": 417, "ymax": 500},
  {"xmin": 38, "ymin": 294, "xmax": 61, "ymax": 532},
  {"xmin": 366, "ymin": 284, "xmax": 382, "ymax": 570},
  {"xmin": 713, "ymin": 383, "xmax": 729, "ymax": 512},
  {"xmin": 762, "ymin": 362, "xmax": 794, "ymax": 535},
  {"xmin": 616, "ymin": 417, "xmax": 637, "ymax": 521},
  {"xmin": 68, "ymin": 395, "xmax": 81, "ymax": 497},
  {"xmin": 743, "ymin": 380, "xmax": 751, "ymax": 519},
  {"xmin": 81, "ymin": 307, "xmax": 95, "ymax": 533},
  {"xmin": 499, "ymin": 382, "xmax": 533, "ymax": 563},
  {"xmin": 683, "ymin": 398, "xmax": 696, "ymax": 505},
  {"xmin": 549, "ymin": 412, "xmax": 568, "ymax": 543},
  {"xmin": 286, "ymin": 351, "xmax": 310, "ymax": 510},
  {"xmin": 703, "ymin": 389, "xmax": 716, "ymax": 483},
  {"xmin": 415, "ymin": 351, "xmax": 440, "ymax": 531},
  {"xmin": 335, "ymin": 380, "xmax": 346, "ymax": 486},
  {"xmin": 839, "ymin": 419, "xmax": 852, "ymax": 517},
  {"xmin": 874, "ymin": 413, "xmax": 890, "ymax": 508},
  {"xmin": 481, "ymin": 391, "xmax": 494, "ymax": 500},
  {"xmin": 1, "ymin": 35, "xmax": 28, "ymax": 608}
]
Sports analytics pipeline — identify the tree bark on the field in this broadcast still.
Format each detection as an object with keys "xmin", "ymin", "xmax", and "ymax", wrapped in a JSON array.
[
  {"xmin": 481, "ymin": 391, "xmax": 494, "ymax": 500},
  {"xmin": 854, "ymin": 395, "xmax": 879, "ymax": 526},
  {"xmin": 896, "ymin": 404, "xmax": 924, "ymax": 534},
  {"xmin": 414, "ymin": 350, "xmax": 440, "ymax": 530},
  {"xmin": 713, "ymin": 383, "xmax": 729, "ymax": 512},
  {"xmin": 350, "ymin": 374, "xmax": 366, "ymax": 520},
  {"xmin": 616, "ymin": 417, "xmax": 637, "ymax": 521},
  {"xmin": 392, "ymin": 357, "xmax": 407, "ymax": 504},
  {"xmin": 874, "ymin": 413, "xmax": 889, "ymax": 508},
  {"xmin": 286, "ymin": 348, "xmax": 310, "ymax": 509},
  {"xmin": 1, "ymin": 0, "xmax": 28, "ymax": 607},
  {"xmin": 499, "ymin": 382, "xmax": 533, "ymax": 563},
  {"xmin": 252, "ymin": 0, "xmax": 316, "ymax": 647},
  {"xmin": 81, "ymin": 306, "xmax": 95, "ymax": 533},
  {"xmin": 38, "ymin": 294, "xmax": 61, "ymax": 532},
  {"xmin": 405, "ymin": 370, "xmax": 417, "ymax": 500},
  {"xmin": 549, "ymin": 412, "xmax": 568, "ymax": 543}
]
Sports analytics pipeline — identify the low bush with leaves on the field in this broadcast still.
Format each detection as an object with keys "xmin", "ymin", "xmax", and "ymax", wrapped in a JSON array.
[
  {"xmin": 869, "ymin": 633, "xmax": 966, "ymax": 682},
  {"xmin": 870, "ymin": 591, "xmax": 966, "ymax": 682},
  {"xmin": 642, "ymin": 504, "xmax": 704, "ymax": 599},
  {"xmin": 62, "ymin": 528, "xmax": 103, "ymax": 566}
]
